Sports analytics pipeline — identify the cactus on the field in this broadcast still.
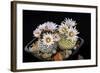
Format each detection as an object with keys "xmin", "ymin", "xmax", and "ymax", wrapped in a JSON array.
[{"xmin": 38, "ymin": 39, "xmax": 57, "ymax": 54}]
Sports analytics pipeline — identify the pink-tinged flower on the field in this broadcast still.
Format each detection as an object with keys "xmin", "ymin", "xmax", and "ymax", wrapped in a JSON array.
[
  {"xmin": 41, "ymin": 22, "xmax": 57, "ymax": 31},
  {"xmin": 38, "ymin": 24, "xmax": 45, "ymax": 31},
  {"xmin": 33, "ymin": 28, "xmax": 41, "ymax": 38},
  {"xmin": 63, "ymin": 18, "xmax": 77, "ymax": 27}
]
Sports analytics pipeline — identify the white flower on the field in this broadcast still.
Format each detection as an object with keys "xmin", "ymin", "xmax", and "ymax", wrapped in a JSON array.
[
  {"xmin": 62, "ymin": 18, "xmax": 77, "ymax": 27},
  {"xmin": 58, "ymin": 23, "xmax": 69, "ymax": 34},
  {"xmin": 33, "ymin": 28, "xmax": 41, "ymax": 38},
  {"xmin": 67, "ymin": 27, "xmax": 79, "ymax": 41},
  {"xmin": 53, "ymin": 33, "xmax": 60, "ymax": 42},
  {"xmin": 42, "ymin": 33, "xmax": 54, "ymax": 46},
  {"xmin": 41, "ymin": 22, "xmax": 57, "ymax": 31}
]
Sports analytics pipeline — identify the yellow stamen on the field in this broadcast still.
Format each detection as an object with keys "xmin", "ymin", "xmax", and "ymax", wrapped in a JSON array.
[
  {"xmin": 46, "ymin": 37, "xmax": 51, "ymax": 43},
  {"xmin": 69, "ymin": 31, "xmax": 74, "ymax": 37}
]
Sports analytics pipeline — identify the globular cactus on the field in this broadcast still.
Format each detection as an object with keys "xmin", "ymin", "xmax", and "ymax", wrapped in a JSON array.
[
  {"xmin": 58, "ymin": 38, "xmax": 76, "ymax": 50},
  {"xmin": 29, "ymin": 18, "xmax": 81, "ymax": 60},
  {"xmin": 38, "ymin": 39, "xmax": 57, "ymax": 54}
]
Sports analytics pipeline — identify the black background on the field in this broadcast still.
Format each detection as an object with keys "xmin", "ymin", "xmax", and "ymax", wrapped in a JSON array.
[{"xmin": 23, "ymin": 10, "xmax": 91, "ymax": 62}]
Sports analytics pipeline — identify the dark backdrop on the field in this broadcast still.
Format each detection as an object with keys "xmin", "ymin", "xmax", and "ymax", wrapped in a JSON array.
[{"xmin": 23, "ymin": 10, "xmax": 91, "ymax": 62}]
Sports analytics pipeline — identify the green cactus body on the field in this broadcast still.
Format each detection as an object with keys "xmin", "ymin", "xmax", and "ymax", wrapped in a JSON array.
[{"xmin": 58, "ymin": 38, "xmax": 76, "ymax": 50}]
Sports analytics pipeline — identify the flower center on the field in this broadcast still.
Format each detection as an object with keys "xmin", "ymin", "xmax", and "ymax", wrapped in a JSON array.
[
  {"xmin": 69, "ymin": 31, "xmax": 74, "ymax": 37},
  {"xmin": 62, "ymin": 27, "xmax": 68, "ymax": 33},
  {"xmin": 46, "ymin": 37, "xmax": 51, "ymax": 43}
]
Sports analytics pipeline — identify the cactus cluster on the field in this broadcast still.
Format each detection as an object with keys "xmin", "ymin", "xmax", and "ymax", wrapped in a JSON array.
[{"xmin": 31, "ymin": 18, "xmax": 79, "ymax": 60}]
